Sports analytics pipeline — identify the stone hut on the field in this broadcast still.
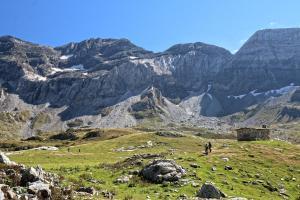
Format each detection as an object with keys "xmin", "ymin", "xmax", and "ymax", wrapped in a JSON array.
[{"xmin": 236, "ymin": 127, "xmax": 270, "ymax": 141}]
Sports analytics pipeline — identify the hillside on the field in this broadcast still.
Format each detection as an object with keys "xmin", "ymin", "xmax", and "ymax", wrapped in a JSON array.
[{"xmin": 4, "ymin": 128, "xmax": 300, "ymax": 200}]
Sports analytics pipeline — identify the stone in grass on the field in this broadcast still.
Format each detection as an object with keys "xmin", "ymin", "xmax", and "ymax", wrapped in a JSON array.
[
  {"xmin": 114, "ymin": 175, "xmax": 132, "ymax": 184},
  {"xmin": 263, "ymin": 181, "xmax": 278, "ymax": 192},
  {"xmin": 140, "ymin": 159, "xmax": 186, "ymax": 183},
  {"xmin": 190, "ymin": 163, "xmax": 199, "ymax": 168},
  {"xmin": 77, "ymin": 187, "xmax": 96, "ymax": 195},
  {"xmin": 196, "ymin": 182, "xmax": 226, "ymax": 199},
  {"xmin": 224, "ymin": 166, "xmax": 233, "ymax": 170}
]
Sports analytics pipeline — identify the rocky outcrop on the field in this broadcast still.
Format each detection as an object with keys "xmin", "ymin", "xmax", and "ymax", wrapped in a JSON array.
[
  {"xmin": 0, "ymin": 155, "xmax": 81, "ymax": 199},
  {"xmin": 140, "ymin": 159, "xmax": 186, "ymax": 183}
]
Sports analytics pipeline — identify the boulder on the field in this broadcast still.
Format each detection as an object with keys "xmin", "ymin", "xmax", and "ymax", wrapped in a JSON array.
[
  {"xmin": 197, "ymin": 182, "xmax": 226, "ymax": 199},
  {"xmin": 140, "ymin": 159, "xmax": 186, "ymax": 183},
  {"xmin": 28, "ymin": 181, "xmax": 51, "ymax": 199},
  {"xmin": 0, "ymin": 153, "xmax": 15, "ymax": 165},
  {"xmin": 21, "ymin": 166, "xmax": 44, "ymax": 186}
]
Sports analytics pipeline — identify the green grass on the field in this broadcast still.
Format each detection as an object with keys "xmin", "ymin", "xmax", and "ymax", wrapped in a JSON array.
[{"xmin": 8, "ymin": 129, "xmax": 300, "ymax": 200}]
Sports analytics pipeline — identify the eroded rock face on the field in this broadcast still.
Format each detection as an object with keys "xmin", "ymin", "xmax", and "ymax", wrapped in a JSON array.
[
  {"xmin": 140, "ymin": 160, "xmax": 186, "ymax": 183},
  {"xmin": 196, "ymin": 182, "xmax": 226, "ymax": 199},
  {"xmin": 223, "ymin": 28, "xmax": 300, "ymax": 95}
]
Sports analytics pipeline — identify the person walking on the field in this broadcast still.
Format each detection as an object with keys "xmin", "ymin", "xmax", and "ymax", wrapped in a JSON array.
[
  {"xmin": 208, "ymin": 141, "xmax": 212, "ymax": 153},
  {"xmin": 204, "ymin": 143, "xmax": 209, "ymax": 155}
]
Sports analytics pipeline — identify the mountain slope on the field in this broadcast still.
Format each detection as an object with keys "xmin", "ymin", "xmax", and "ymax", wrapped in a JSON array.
[{"xmin": 1, "ymin": 28, "xmax": 300, "ymax": 138}]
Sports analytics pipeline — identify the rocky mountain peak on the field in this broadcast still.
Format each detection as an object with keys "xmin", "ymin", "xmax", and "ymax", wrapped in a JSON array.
[
  {"xmin": 165, "ymin": 42, "xmax": 232, "ymax": 57},
  {"xmin": 236, "ymin": 28, "xmax": 300, "ymax": 58},
  {"xmin": 246, "ymin": 28, "xmax": 300, "ymax": 43},
  {"xmin": 56, "ymin": 37, "xmax": 151, "ymax": 58}
]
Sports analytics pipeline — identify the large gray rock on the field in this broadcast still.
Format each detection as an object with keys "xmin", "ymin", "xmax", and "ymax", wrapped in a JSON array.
[
  {"xmin": 21, "ymin": 166, "xmax": 44, "ymax": 186},
  {"xmin": 196, "ymin": 182, "xmax": 226, "ymax": 199},
  {"xmin": 0, "ymin": 153, "xmax": 15, "ymax": 165},
  {"xmin": 28, "ymin": 181, "xmax": 51, "ymax": 200},
  {"xmin": 140, "ymin": 159, "xmax": 186, "ymax": 183}
]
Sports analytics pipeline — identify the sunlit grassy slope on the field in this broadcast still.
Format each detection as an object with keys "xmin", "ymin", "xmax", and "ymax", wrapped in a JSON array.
[{"xmin": 9, "ymin": 129, "xmax": 300, "ymax": 200}]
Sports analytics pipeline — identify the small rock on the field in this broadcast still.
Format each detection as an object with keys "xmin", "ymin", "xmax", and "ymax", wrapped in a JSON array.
[
  {"xmin": 211, "ymin": 166, "xmax": 217, "ymax": 171},
  {"xmin": 189, "ymin": 163, "xmax": 199, "ymax": 168},
  {"xmin": 128, "ymin": 170, "xmax": 139, "ymax": 175},
  {"xmin": 101, "ymin": 190, "xmax": 114, "ymax": 199},
  {"xmin": 224, "ymin": 166, "xmax": 233, "ymax": 170},
  {"xmin": 146, "ymin": 141, "xmax": 153, "ymax": 147},
  {"xmin": 254, "ymin": 173, "xmax": 260, "ymax": 178},
  {"xmin": 114, "ymin": 175, "xmax": 132, "ymax": 184},
  {"xmin": 77, "ymin": 187, "xmax": 96, "ymax": 195},
  {"xmin": 222, "ymin": 157, "xmax": 229, "ymax": 162},
  {"xmin": 256, "ymin": 180, "xmax": 264, "ymax": 183},
  {"xmin": 191, "ymin": 182, "xmax": 200, "ymax": 187},
  {"xmin": 196, "ymin": 182, "xmax": 226, "ymax": 199},
  {"xmin": 178, "ymin": 193, "xmax": 188, "ymax": 199},
  {"xmin": 263, "ymin": 181, "xmax": 277, "ymax": 192}
]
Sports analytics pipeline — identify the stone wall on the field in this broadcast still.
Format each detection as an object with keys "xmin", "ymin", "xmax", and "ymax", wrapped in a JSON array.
[{"xmin": 236, "ymin": 128, "xmax": 270, "ymax": 141}]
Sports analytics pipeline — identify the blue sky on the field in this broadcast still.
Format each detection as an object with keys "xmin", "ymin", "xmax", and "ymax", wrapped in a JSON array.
[{"xmin": 1, "ymin": 0, "xmax": 300, "ymax": 53}]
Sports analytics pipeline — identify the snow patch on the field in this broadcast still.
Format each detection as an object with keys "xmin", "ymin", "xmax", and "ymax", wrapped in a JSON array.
[
  {"xmin": 49, "ymin": 64, "xmax": 86, "ymax": 75},
  {"xmin": 60, "ymin": 54, "xmax": 73, "ymax": 60},
  {"xmin": 207, "ymin": 84, "xmax": 212, "ymax": 92},
  {"xmin": 25, "ymin": 73, "xmax": 47, "ymax": 81},
  {"xmin": 227, "ymin": 83, "xmax": 298, "ymax": 99},
  {"xmin": 70, "ymin": 64, "xmax": 85, "ymax": 70}
]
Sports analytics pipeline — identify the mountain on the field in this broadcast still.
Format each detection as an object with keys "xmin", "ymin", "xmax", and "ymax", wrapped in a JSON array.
[{"xmin": 0, "ymin": 28, "xmax": 300, "ymax": 138}]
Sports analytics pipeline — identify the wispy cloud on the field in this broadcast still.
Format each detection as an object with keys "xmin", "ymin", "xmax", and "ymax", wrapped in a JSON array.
[{"xmin": 269, "ymin": 22, "xmax": 278, "ymax": 27}]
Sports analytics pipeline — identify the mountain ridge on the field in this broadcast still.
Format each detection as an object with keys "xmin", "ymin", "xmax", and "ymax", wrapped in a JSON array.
[{"xmin": 1, "ymin": 28, "xmax": 300, "ymax": 138}]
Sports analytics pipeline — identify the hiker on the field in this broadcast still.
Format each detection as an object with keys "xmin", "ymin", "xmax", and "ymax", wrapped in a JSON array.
[
  {"xmin": 204, "ymin": 143, "xmax": 209, "ymax": 155},
  {"xmin": 67, "ymin": 147, "xmax": 70, "ymax": 152},
  {"xmin": 208, "ymin": 141, "xmax": 212, "ymax": 152},
  {"xmin": 78, "ymin": 149, "xmax": 81, "ymax": 153}
]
